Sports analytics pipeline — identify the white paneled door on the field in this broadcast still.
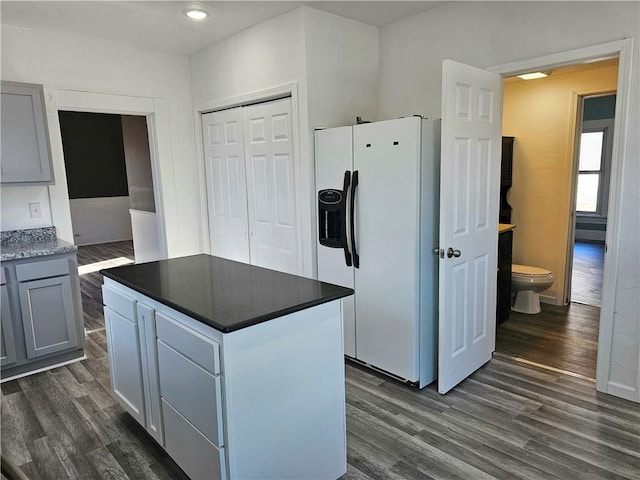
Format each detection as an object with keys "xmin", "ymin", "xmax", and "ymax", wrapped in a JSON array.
[
  {"xmin": 242, "ymin": 98, "xmax": 299, "ymax": 274},
  {"xmin": 202, "ymin": 97, "xmax": 299, "ymax": 275},
  {"xmin": 438, "ymin": 59, "xmax": 502, "ymax": 394},
  {"xmin": 202, "ymin": 108, "xmax": 250, "ymax": 264}
]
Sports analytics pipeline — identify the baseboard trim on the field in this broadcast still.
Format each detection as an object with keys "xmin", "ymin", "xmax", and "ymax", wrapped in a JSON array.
[
  {"xmin": 539, "ymin": 294, "xmax": 557, "ymax": 305},
  {"xmin": 605, "ymin": 381, "xmax": 637, "ymax": 402},
  {"xmin": 1, "ymin": 355, "xmax": 87, "ymax": 383}
]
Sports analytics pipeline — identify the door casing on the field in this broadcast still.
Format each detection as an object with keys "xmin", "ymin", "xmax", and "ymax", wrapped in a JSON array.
[{"xmin": 489, "ymin": 38, "xmax": 635, "ymax": 400}]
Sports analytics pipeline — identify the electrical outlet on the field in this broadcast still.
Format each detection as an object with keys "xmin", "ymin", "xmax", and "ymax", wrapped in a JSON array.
[{"xmin": 29, "ymin": 202, "xmax": 42, "ymax": 218}]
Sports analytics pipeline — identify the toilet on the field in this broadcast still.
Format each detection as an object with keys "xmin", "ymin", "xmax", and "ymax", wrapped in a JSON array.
[{"xmin": 511, "ymin": 264, "xmax": 554, "ymax": 314}]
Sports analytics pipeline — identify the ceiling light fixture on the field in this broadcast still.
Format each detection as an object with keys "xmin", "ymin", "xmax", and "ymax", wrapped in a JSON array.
[
  {"xmin": 517, "ymin": 72, "xmax": 550, "ymax": 80},
  {"xmin": 184, "ymin": 9, "xmax": 208, "ymax": 20}
]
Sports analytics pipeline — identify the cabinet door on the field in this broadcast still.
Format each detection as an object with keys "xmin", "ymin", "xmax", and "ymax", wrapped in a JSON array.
[
  {"xmin": 18, "ymin": 275, "xmax": 78, "ymax": 359},
  {"xmin": 137, "ymin": 303, "xmax": 164, "ymax": 445},
  {"xmin": 104, "ymin": 307, "xmax": 146, "ymax": 425},
  {"xmin": 242, "ymin": 98, "xmax": 300, "ymax": 275},
  {"xmin": 1, "ymin": 284, "xmax": 17, "ymax": 366},
  {"xmin": 1, "ymin": 81, "xmax": 53, "ymax": 184}
]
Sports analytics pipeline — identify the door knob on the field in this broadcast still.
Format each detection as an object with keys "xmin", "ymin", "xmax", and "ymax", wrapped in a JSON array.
[{"xmin": 447, "ymin": 247, "xmax": 461, "ymax": 258}]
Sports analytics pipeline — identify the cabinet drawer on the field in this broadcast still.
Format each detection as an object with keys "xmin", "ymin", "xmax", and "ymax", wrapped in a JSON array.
[
  {"xmin": 156, "ymin": 312, "xmax": 220, "ymax": 375},
  {"xmin": 162, "ymin": 399, "xmax": 225, "ymax": 480},
  {"xmin": 102, "ymin": 285, "xmax": 136, "ymax": 321},
  {"xmin": 16, "ymin": 258, "xmax": 69, "ymax": 282},
  {"xmin": 157, "ymin": 341, "xmax": 224, "ymax": 447}
]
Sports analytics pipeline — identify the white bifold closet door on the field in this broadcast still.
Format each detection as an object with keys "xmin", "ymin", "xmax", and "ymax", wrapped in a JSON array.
[
  {"xmin": 202, "ymin": 98, "xmax": 299, "ymax": 275},
  {"xmin": 202, "ymin": 107, "xmax": 250, "ymax": 264}
]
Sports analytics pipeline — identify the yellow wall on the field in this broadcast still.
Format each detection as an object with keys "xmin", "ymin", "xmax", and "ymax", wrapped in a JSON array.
[{"xmin": 503, "ymin": 62, "xmax": 618, "ymax": 304}]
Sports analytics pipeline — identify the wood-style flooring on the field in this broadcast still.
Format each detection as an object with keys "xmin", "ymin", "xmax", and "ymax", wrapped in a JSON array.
[
  {"xmin": 496, "ymin": 302, "xmax": 600, "ymax": 380},
  {"xmin": 2, "ymin": 242, "xmax": 639, "ymax": 480},
  {"xmin": 76, "ymin": 240, "xmax": 134, "ymax": 333},
  {"xmin": 571, "ymin": 241, "xmax": 605, "ymax": 306}
]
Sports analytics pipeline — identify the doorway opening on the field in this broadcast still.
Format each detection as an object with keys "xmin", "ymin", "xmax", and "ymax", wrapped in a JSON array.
[
  {"xmin": 58, "ymin": 111, "xmax": 162, "ymax": 265},
  {"xmin": 494, "ymin": 58, "xmax": 619, "ymax": 382},
  {"xmin": 569, "ymin": 94, "xmax": 616, "ymax": 307}
]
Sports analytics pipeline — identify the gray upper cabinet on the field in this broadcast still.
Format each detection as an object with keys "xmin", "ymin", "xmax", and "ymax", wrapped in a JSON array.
[{"xmin": 1, "ymin": 81, "xmax": 54, "ymax": 184}]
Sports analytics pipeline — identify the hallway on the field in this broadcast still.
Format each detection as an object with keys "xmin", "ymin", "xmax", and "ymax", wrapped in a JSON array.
[
  {"xmin": 571, "ymin": 241, "xmax": 605, "ymax": 306},
  {"xmin": 496, "ymin": 302, "xmax": 600, "ymax": 380}
]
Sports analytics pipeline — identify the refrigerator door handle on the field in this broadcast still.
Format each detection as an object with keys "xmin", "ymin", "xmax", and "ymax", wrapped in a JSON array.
[
  {"xmin": 341, "ymin": 170, "xmax": 352, "ymax": 267},
  {"xmin": 350, "ymin": 170, "xmax": 360, "ymax": 268}
]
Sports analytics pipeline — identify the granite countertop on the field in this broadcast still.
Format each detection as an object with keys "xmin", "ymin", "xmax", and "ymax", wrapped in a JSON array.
[
  {"xmin": 498, "ymin": 223, "xmax": 516, "ymax": 234},
  {"xmin": 101, "ymin": 254, "xmax": 354, "ymax": 333},
  {"xmin": 0, "ymin": 227, "xmax": 78, "ymax": 261}
]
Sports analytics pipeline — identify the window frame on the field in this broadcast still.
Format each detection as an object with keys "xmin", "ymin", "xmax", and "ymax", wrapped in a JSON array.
[{"xmin": 576, "ymin": 118, "xmax": 614, "ymax": 218}]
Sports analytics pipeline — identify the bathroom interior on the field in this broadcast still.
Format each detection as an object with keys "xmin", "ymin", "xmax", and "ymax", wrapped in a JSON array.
[{"xmin": 495, "ymin": 58, "xmax": 618, "ymax": 381}]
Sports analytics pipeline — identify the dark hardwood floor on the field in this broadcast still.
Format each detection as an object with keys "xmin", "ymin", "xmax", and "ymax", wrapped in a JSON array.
[
  {"xmin": 76, "ymin": 241, "xmax": 134, "ymax": 333},
  {"xmin": 571, "ymin": 241, "xmax": 605, "ymax": 306},
  {"xmin": 2, "ymin": 241, "xmax": 639, "ymax": 480},
  {"xmin": 496, "ymin": 302, "xmax": 600, "ymax": 380}
]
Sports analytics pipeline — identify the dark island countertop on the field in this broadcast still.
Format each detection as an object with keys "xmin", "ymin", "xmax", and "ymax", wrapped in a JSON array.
[{"xmin": 101, "ymin": 254, "xmax": 353, "ymax": 333}]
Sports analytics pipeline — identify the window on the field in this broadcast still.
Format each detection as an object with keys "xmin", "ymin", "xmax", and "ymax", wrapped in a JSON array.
[
  {"xmin": 576, "ymin": 120, "xmax": 613, "ymax": 216},
  {"xmin": 576, "ymin": 131, "xmax": 604, "ymax": 212}
]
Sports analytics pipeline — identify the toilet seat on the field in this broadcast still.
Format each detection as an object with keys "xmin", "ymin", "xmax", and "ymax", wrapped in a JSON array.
[{"xmin": 512, "ymin": 264, "xmax": 552, "ymax": 277}]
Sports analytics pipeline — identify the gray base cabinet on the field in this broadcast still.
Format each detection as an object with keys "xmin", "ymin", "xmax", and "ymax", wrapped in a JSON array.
[
  {"xmin": 0, "ymin": 253, "xmax": 84, "ymax": 379},
  {"xmin": 102, "ymin": 284, "xmax": 164, "ymax": 445},
  {"xmin": 19, "ymin": 275, "xmax": 78, "ymax": 358},
  {"xmin": 104, "ymin": 307, "xmax": 146, "ymax": 424},
  {"xmin": 1, "ymin": 271, "xmax": 17, "ymax": 366}
]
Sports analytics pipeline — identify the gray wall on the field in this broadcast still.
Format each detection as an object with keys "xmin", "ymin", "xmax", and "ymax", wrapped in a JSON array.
[{"xmin": 583, "ymin": 94, "xmax": 616, "ymax": 121}]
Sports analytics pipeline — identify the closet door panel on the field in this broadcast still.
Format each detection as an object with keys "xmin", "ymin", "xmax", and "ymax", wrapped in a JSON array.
[
  {"xmin": 243, "ymin": 98, "xmax": 298, "ymax": 275},
  {"xmin": 202, "ymin": 108, "xmax": 250, "ymax": 264}
]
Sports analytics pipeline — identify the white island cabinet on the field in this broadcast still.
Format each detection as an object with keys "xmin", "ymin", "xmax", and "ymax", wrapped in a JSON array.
[{"xmin": 101, "ymin": 254, "xmax": 351, "ymax": 480}]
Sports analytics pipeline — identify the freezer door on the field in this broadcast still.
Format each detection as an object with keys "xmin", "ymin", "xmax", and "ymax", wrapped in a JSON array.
[
  {"xmin": 353, "ymin": 117, "xmax": 422, "ymax": 382},
  {"xmin": 315, "ymin": 126, "xmax": 356, "ymax": 357}
]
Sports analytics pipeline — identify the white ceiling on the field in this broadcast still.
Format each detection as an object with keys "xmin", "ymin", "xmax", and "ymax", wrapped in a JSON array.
[{"xmin": 0, "ymin": 1, "xmax": 446, "ymax": 56}]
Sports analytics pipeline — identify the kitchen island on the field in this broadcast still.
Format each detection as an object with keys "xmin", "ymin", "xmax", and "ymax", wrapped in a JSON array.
[{"xmin": 101, "ymin": 254, "xmax": 353, "ymax": 480}]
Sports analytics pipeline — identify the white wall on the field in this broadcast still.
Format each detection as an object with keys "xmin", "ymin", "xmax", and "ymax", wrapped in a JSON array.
[
  {"xmin": 69, "ymin": 197, "xmax": 132, "ymax": 245},
  {"xmin": 379, "ymin": 1, "xmax": 640, "ymax": 401},
  {"xmin": 122, "ymin": 115, "xmax": 155, "ymax": 212},
  {"xmin": 303, "ymin": 8, "xmax": 379, "ymax": 129},
  {"xmin": 0, "ymin": 186, "xmax": 52, "ymax": 230},
  {"xmin": 189, "ymin": 6, "xmax": 378, "ymax": 277},
  {"xmin": 302, "ymin": 8, "xmax": 379, "ymax": 259},
  {"xmin": 1, "ymin": 25, "xmax": 201, "ymax": 257}
]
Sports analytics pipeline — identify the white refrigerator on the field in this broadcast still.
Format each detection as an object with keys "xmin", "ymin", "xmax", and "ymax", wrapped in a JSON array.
[{"xmin": 315, "ymin": 117, "xmax": 440, "ymax": 388}]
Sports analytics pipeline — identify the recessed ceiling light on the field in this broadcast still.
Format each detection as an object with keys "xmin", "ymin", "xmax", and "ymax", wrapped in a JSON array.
[
  {"xmin": 184, "ymin": 9, "xmax": 208, "ymax": 20},
  {"xmin": 517, "ymin": 72, "xmax": 550, "ymax": 80}
]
